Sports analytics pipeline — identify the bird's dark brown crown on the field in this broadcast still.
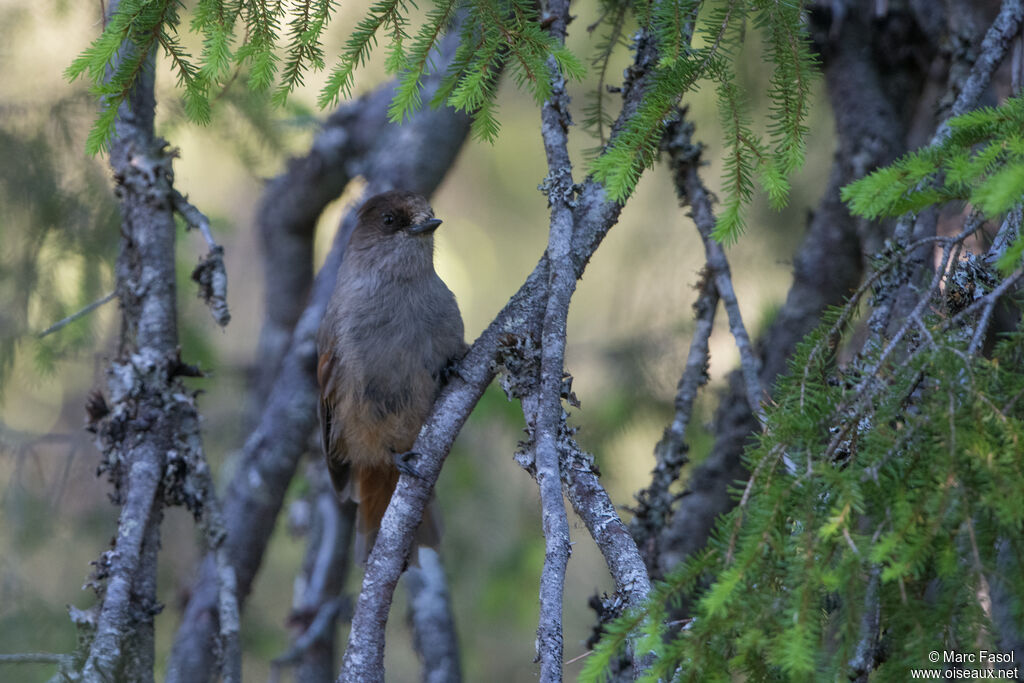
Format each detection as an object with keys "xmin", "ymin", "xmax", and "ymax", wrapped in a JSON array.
[{"xmin": 356, "ymin": 190, "xmax": 435, "ymax": 236}]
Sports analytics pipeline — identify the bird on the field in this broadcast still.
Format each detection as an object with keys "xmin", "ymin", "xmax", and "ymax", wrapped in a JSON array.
[{"xmin": 316, "ymin": 190, "xmax": 466, "ymax": 559}]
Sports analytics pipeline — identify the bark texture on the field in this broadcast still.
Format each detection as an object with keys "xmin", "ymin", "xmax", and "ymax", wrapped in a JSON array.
[{"xmin": 74, "ymin": 2, "xmax": 239, "ymax": 680}]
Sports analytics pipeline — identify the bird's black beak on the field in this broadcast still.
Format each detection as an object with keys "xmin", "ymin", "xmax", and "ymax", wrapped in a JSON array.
[{"xmin": 407, "ymin": 218, "xmax": 442, "ymax": 235}]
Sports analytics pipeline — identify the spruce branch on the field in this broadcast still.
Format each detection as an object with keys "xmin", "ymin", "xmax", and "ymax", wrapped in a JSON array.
[
  {"xmin": 389, "ymin": 0, "xmax": 460, "ymax": 123},
  {"xmin": 318, "ymin": 0, "xmax": 409, "ymax": 108},
  {"xmin": 581, "ymin": 0, "xmax": 630, "ymax": 147},
  {"xmin": 274, "ymin": 0, "xmax": 337, "ymax": 106}
]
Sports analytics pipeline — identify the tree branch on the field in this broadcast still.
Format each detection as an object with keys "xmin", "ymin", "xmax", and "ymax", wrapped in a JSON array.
[
  {"xmin": 271, "ymin": 463, "xmax": 356, "ymax": 683},
  {"xmin": 36, "ymin": 291, "xmax": 117, "ymax": 339},
  {"xmin": 405, "ymin": 548, "xmax": 463, "ymax": 683},
  {"xmin": 71, "ymin": 1, "xmax": 236, "ymax": 679},
  {"xmin": 630, "ymin": 265, "xmax": 717, "ymax": 571},
  {"xmin": 667, "ymin": 121, "xmax": 766, "ymax": 425},
  {"xmin": 526, "ymin": 0, "xmax": 577, "ymax": 677},
  {"xmin": 945, "ymin": 0, "xmax": 1024, "ymax": 127},
  {"xmin": 76, "ymin": 8, "xmax": 172, "ymax": 680}
]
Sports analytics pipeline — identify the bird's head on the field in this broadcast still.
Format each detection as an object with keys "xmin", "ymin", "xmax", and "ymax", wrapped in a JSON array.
[{"xmin": 353, "ymin": 190, "xmax": 441, "ymax": 242}]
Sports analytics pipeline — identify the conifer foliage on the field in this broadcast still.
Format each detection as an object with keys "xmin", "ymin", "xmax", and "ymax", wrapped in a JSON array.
[
  {"xmin": 66, "ymin": 0, "xmax": 816, "ymax": 240},
  {"xmin": 586, "ymin": 317, "xmax": 1024, "ymax": 680},
  {"xmin": 588, "ymin": 0, "xmax": 816, "ymax": 241},
  {"xmin": 844, "ymin": 94, "xmax": 1024, "ymax": 273},
  {"xmin": 583, "ymin": 95, "xmax": 1024, "ymax": 683}
]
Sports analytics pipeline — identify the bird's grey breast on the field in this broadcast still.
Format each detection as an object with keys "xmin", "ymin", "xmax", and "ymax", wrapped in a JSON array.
[{"xmin": 338, "ymin": 271, "xmax": 460, "ymax": 414}]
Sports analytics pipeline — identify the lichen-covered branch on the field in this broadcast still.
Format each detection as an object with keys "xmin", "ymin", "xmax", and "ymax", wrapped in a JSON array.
[
  {"xmin": 69, "ymin": 1, "xmax": 238, "ymax": 680},
  {"xmin": 527, "ymin": 0, "xmax": 577, "ymax": 677}
]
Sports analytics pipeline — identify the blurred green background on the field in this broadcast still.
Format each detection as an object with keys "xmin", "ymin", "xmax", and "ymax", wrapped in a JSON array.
[{"xmin": 0, "ymin": 1, "xmax": 834, "ymax": 680}]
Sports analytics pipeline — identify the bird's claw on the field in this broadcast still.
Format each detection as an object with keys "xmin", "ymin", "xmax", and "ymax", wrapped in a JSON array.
[{"xmin": 393, "ymin": 450, "xmax": 422, "ymax": 478}]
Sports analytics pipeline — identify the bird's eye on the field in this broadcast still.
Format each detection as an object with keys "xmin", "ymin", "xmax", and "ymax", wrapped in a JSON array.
[{"xmin": 383, "ymin": 213, "xmax": 394, "ymax": 225}]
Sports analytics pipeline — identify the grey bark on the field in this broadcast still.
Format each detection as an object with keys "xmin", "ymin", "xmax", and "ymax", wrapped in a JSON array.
[
  {"xmin": 405, "ymin": 548, "xmax": 463, "ymax": 683},
  {"xmin": 529, "ymin": 0, "xmax": 577, "ymax": 677},
  {"xmin": 270, "ymin": 461, "xmax": 357, "ymax": 683},
  {"xmin": 74, "ymin": 1, "xmax": 239, "ymax": 680}
]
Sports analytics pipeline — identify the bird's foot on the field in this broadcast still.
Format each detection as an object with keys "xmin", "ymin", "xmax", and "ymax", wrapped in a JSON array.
[{"xmin": 393, "ymin": 450, "xmax": 422, "ymax": 478}]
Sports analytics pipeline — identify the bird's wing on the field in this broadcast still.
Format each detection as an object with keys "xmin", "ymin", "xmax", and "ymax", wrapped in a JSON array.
[{"xmin": 317, "ymin": 350, "xmax": 351, "ymax": 497}]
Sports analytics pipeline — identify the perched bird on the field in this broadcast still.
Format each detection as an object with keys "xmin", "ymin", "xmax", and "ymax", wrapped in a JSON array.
[{"xmin": 316, "ymin": 190, "xmax": 466, "ymax": 557}]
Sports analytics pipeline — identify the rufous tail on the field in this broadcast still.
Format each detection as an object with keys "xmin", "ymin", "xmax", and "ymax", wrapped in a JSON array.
[{"xmin": 354, "ymin": 465, "xmax": 441, "ymax": 563}]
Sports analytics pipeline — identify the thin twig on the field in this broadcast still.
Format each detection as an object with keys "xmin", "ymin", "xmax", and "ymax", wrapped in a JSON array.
[
  {"xmin": 172, "ymin": 188, "xmax": 220, "ymax": 251},
  {"xmin": 665, "ymin": 119, "xmax": 766, "ymax": 424},
  {"xmin": 630, "ymin": 267, "xmax": 717, "ymax": 566},
  {"xmin": 825, "ymin": 215, "xmax": 990, "ymax": 461},
  {"xmin": 36, "ymin": 291, "xmax": 116, "ymax": 338},
  {"xmin": 824, "ymin": 238, "xmax": 960, "ymax": 461},
  {"xmin": 0, "ymin": 653, "xmax": 72, "ymax": 665},
  {"xmin": 173, "ymin": 189, "xmax": 231, "ymax": 327}
]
